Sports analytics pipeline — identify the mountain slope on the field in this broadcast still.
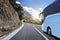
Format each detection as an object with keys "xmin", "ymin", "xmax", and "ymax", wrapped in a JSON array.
[
  {"xmin": 23, "ymin": 7, "xmax": 42, "ymax": 25},
  {"xmin": 0, "ymin": 0, "xmax": 20, "ymax": 31},
  {"xmin": 23, "ymin": 9, "xmax": 32, "ymax": 18}
]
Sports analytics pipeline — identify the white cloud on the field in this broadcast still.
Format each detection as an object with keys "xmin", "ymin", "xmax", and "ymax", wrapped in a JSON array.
[
  {"xmin": 38, "ymin": 8, "xmax": 43, "ymax": 13},
  {"xmin": 16, "ymin": 1, "xmax": 21, "ymax": 4},
  {"xmin": 23, "ymin": 7, "xmax": 43, "ymax": 21}
]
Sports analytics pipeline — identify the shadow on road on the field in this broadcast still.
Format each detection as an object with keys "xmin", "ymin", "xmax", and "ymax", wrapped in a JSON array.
[{"xmin": 44, "ymin": 32, "xmax": 60, "ymax": 40}]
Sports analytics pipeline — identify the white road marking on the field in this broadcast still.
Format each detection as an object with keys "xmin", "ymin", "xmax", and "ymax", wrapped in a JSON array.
[
  {"xmin": 33, "ymin": 26, "xmax": 49, "ymax": 40},
  {"xmin": 2, "ymin": 23, "xmax": 24, "ymax": 40}
]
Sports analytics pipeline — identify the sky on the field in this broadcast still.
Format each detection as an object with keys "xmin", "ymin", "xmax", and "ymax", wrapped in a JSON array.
[
  {"xmin": 16, "ymin": 0, "xmax": 55, "ymax": 10},
  {"xmin": 16, "ymin": 0, "xmax": 56, "ymax": 21}
]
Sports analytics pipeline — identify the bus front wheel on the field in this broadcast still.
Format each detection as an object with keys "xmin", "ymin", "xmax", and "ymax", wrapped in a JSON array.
[{"xmin": 47, "ymin": 27, "xmax": 52, "ymax": 35}]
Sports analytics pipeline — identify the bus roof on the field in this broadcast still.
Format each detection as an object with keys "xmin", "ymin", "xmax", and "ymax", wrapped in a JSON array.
[{"xmin": 42, "ymin": 0, "xmax": 60, "ymax": 17}]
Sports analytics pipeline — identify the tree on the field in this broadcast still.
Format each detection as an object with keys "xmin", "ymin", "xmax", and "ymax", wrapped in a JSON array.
[{"xmin": 9, "ymin": 0, "xmax": 24, "ymax": 20}]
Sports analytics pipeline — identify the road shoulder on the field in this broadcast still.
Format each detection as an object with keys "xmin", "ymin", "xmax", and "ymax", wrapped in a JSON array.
[{"xmin": 0, "ymin": 23, "xmax": 24, "ymax": 40}]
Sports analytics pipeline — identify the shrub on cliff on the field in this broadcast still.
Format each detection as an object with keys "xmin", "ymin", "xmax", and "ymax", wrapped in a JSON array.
[{"xmin": 9, "ymin": 0, "xmax": 24, "ymax": 20}]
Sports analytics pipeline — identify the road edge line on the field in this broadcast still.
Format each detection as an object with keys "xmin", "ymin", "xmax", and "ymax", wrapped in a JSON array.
[
  {"xmin": 33, "ymin": 26, "xmax": 49, "ymax": 40},
  {"xmin": 2, "ymin": 23, "xmax": 24, "ymax": 40}
]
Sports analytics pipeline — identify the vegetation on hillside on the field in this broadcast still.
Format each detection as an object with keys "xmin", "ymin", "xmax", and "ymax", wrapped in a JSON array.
[
  {"xmin": 9, "ymin": 0, "xmax": 24, "ymax": 20},
  {"xmin": 23, "ymin": 15, "xmax": 42, "ymax": 25}
]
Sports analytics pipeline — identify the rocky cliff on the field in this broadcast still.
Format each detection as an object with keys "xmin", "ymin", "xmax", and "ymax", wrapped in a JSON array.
[{"xmin": 0, "ymin": 0, "xmax": 20, "ymax": 29}]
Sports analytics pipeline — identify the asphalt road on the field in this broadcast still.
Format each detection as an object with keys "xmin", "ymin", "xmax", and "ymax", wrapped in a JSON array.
[{"xmin": 10, "ymin": 23, "xmax": 57, "ymax": 40}]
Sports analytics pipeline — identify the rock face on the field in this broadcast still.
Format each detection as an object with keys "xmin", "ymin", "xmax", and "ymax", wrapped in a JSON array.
[{"xmin": 0, "ymin": 0, "xmax": 20, "ymax": 29}]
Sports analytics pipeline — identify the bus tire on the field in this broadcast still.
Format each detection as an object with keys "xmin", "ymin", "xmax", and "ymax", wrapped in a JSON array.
[{"xmin": 47, "ymin": 27, "xmax": 52, "ymax": 35}]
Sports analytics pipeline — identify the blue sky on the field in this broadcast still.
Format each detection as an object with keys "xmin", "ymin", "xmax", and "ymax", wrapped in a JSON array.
[{"xmin": 16, "ymin": 0, "xmax": 55, "ymax": 10}]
